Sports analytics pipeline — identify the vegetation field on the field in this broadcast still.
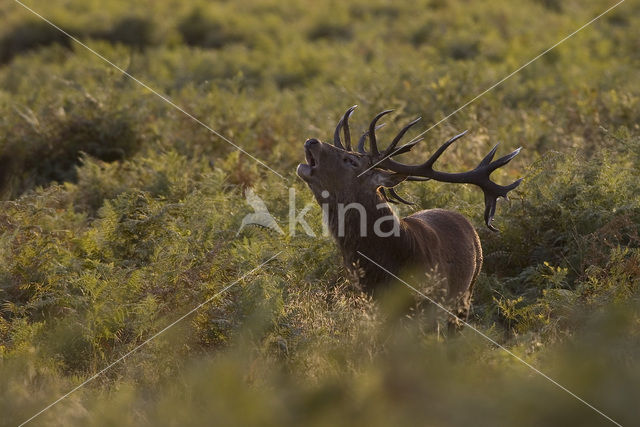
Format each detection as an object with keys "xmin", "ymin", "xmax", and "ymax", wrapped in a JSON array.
[{"xmin": 1, "ymin": 0, "xmax": 639, "ymax": 425}]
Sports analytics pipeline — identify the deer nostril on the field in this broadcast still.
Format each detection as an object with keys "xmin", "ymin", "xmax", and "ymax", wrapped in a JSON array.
[{"xmin": 305, "ymin": 138, "xmax": 319, "ymax": 147}]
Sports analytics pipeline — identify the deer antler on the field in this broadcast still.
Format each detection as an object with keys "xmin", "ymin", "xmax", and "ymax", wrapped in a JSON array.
[
  {"xmin": 360, "ymin": 112, "xmax": 523, "ymax": 232},
  {"xmin": 334, "ymin": 105, "xmax": 358, "ymax": 150}
]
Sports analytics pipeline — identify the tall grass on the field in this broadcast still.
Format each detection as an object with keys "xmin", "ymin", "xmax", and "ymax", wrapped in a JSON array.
[{"xmin": 1, "ymin": 0, "xmax": 639, "ymax": 425}]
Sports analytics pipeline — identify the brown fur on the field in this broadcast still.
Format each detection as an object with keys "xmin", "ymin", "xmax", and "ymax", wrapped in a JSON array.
[
  {"xmin": 404, "ymin": 209, "xmax": 482, "ymax": 319},
  {"xmin": 298, "ymin": 138, "xmax": 483, "ymax": 323},
  {"xmin": 326, "ymin": 190, "xmax": 481, "ymax": 321}
]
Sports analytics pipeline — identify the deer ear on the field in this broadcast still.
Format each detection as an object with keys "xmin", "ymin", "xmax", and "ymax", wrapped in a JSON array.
[{"xmin": 371, "ymin": 170, "xmax": 407, "ymax": 188}]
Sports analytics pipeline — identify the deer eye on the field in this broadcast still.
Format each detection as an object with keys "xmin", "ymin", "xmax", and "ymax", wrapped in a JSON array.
[{"xmin": 343, "ymin": 157, "xmax": 358, "ymax": 168}]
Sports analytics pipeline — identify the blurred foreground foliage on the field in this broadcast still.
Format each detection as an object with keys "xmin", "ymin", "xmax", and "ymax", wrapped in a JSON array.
[{"xmin": 1, "ymin": 0, "xmax": 640, "ymax": 425}]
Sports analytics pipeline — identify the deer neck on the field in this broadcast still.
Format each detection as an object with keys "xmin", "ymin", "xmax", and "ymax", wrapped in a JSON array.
[{"xmin": 324, "ymin": 191, "xmax": 413, "ymax": 291}]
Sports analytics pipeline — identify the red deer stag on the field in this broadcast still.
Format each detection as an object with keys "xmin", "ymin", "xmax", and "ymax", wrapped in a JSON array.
[{"xmin": 297, "ymin": 106, "xmax": 522, "ymax": 322}]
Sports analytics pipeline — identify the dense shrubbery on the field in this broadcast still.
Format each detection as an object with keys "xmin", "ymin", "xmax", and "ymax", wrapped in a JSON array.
[
  {"xmin": 0, "ymin": 20, "xmax": 72, "ymax": 64},
  {"xmin": 0, "ymin": 103, "xmax": 142, "ymax": 199},
  {"xmin": 94, "ymin": 16, "xmax": 158, "ymax": 50},
  {"xmin": 178, "ymin": 7, "xmax": 255, "ymax": 49},
  {"xmin": 1, "ymin": 0, "xmax": 639, "ymax": 425}
]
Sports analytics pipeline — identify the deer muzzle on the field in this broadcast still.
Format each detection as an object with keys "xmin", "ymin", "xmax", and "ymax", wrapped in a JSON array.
[{"xmin": 297, "ymin": 139, "xmax": 319, "ymax": 181}]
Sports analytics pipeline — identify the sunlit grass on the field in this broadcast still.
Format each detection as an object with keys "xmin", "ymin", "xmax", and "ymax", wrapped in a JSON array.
[{"xmin": 1, "ymin": 0, "xmax": 639, "ymax": 425}]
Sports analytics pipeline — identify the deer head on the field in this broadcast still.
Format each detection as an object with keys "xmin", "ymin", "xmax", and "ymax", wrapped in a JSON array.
[
  {"xmin": 297, "ymin": 106, "xmax": 523, "ymax": 231},
  {"xmin": 296, "ymin": 106, "xmax": 410, "ymax": 217}
]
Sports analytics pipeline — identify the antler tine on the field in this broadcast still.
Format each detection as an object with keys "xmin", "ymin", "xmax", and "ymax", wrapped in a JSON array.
[
  {"xmin": 379, "ymin": 188, "xmax": 414, "ymax": 205},
  {"xmin": 484, "ymin": 177, "xmax": 522, "ymax": 231},
  {"xmin": 389, "ymin": 138, "xmax": 423, "ymax": 157},
  {"xmin": 344, "ymin": 105, "xmax": 357, "ymax": 150},
  {"xmin": 379, "ymin": 188, "xmax": 396, "ymax": 204},
  {"xmin": 357, "ymin": 123, "xmax": 386, "ymax": 153},
  {"xmin": 488, "ymin": 147, "xmax": 522, "ymax": 172},
  {"xmin": 484, "ymin": 193, "xmax": 498, "ymax": 232},
  {"xmin": 333, "ymin": 116, "xmax": 345, "ymax": 150},
  {"xmin": 368, "ymin": 110, "xmax": 394, "ymax": 155},
  {"xmin": 423, "ymin": 130, "xmax": 469, "ymax": 168},
  {"xmin": 334, "ymin": 106, "xmax": 357, "ymax": 150},
  {"xmin": 478, "ymin": 143, "xmax": 500, "ymax": 167},
  {"xmin": 383, "ymin": 117, "xmax": 421, "ymax": 156},
  {"xmin": 388, "ymin": 187, "xmax": 414, "ymax": 205}
]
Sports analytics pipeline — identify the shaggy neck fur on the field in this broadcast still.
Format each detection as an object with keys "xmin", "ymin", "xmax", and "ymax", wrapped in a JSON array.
[{"xmin": 323, "ymin": 190, "xmax": 422, "ymax": 293}]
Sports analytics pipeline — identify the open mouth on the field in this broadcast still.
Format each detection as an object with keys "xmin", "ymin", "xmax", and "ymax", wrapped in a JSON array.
[
  {"xmin": 297, "ymin": 146, "xmax": 317, "ymax": 181},
  {"xmin": 305, "ymin": 147, "xmax": 317, "ymax": 167}
]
